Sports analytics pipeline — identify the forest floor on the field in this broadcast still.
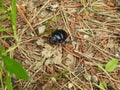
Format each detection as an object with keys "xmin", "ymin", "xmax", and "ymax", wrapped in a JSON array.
[{"xmin": 1, "ymin": 0, "xmax": 120, "ymax": 90}]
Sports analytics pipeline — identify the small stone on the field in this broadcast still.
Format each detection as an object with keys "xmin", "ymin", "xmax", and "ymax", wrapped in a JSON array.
[
  {"xmin": 38, "ymin": 25, "xmax": 46, "ymax": 34},
  {"xmin": 84, "ymin": 34, "xmax": 89, "ymax": 39},
  {"xmin": 68, "ymin": 83, "xmax": 73, "ymax": 89}
]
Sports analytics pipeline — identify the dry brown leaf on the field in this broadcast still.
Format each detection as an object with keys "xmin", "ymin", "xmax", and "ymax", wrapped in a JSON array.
[{"xmin": 66, "ymin": 54, "xmax": 76, "ymax": 69}]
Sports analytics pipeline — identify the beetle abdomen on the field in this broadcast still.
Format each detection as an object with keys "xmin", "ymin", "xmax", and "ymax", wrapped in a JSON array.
[{"xmin": 49, "ymin": 29, "xmax": 68, "ymax": 45}]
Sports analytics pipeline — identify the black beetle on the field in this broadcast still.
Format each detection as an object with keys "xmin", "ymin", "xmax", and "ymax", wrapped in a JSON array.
[{"xmin": 49, "ymin": 29, "xmax": 68, "ymax": 45}]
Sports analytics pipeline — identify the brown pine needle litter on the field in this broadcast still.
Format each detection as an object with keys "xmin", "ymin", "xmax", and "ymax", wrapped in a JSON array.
[{"xmin": 1, "ymin": 0, "xmax": 120, "ymax": 90}]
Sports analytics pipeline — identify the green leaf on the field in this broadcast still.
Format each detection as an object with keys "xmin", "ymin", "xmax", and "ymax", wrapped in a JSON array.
[
  {"xmin": 105, "ymin": 58, "xmax": 118, "ymax": 72},
  {"xmin": 99, "ymin": 81, "xmax": 106, "ymax": 90},
  {"xmin": 6, "ymin": 73, "xmax": 13, "ymax": 90},
  {"xmin": 2, "ymin": 56, "xmax": 29, "ymax": 80}
]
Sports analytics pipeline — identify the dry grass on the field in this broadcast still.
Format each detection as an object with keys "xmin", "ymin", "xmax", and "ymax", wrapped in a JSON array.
[{"xmin": 1, "ymin": 0, "xmax": 120, "ymax": 90}]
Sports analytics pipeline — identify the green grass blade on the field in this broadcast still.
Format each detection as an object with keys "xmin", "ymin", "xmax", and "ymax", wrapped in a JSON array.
[
  {"xmin": 11, "ymin": 0, "xmax": 16, "ymax": 30},
  {"xmin": 0, "ymin": 46, "xmax": 6, "ymax": 56},
  {"xmin": 0, "ymin": 28, "xmax": 6, "ymax": 32},
  {"xmin": 99, "ymin": 81, "xmax": 106, "ymax": 90},
  {"xmin": 0, "ymin": 0, "xmax": 4, "ymax": 7},
  {"xmin": 6, "ymin": 73, "xmax": 13, "ymax": 90},
  {"xmin": 0, "ymin": 64, "xmax": 5, "ymax": 90},
  {"xmin": 2, "ymin": 56, "xmax": 29, "ymax": 80},
  {"xmin": 11, "ymin": 0, "xmax": 18, "ymax": 41}
]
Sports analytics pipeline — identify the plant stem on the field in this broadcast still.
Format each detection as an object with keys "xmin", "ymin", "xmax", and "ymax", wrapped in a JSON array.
[{"xmin": 0, "ymin": 63, "xmax": 5, "ymax": 90}]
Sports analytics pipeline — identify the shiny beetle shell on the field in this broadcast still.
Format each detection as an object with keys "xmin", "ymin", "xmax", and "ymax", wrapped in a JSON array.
[{"xmin": 49, "ymin": 29, "xmax": 68, "ymax": 45}]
